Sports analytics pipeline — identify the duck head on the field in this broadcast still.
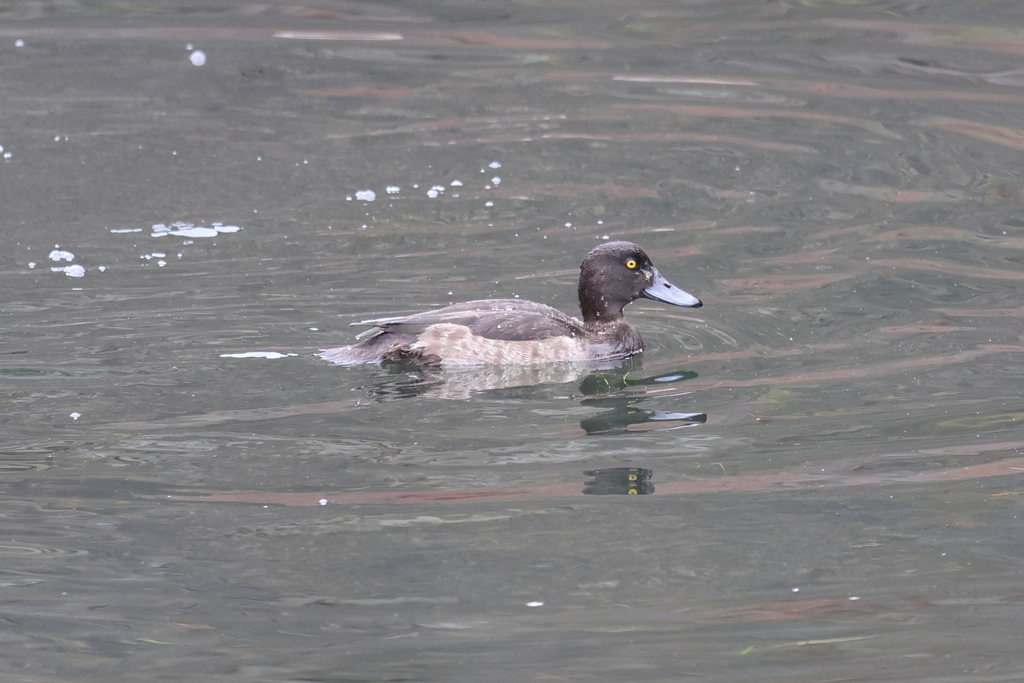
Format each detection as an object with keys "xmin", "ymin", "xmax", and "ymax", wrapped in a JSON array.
[{"xmin": 578, "ymin": 240, "xmax": 702, "ymax": 324}]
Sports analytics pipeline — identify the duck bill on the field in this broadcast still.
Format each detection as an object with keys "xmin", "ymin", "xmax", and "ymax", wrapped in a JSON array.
[{"xmin": 642, "ymin": 268, "xmax": 703, "ymax": 308}]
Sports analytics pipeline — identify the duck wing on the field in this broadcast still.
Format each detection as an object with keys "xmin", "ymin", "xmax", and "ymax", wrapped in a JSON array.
[{"xmin": 353, "ymin": 299, "xmax": 583, "ymax": 342}]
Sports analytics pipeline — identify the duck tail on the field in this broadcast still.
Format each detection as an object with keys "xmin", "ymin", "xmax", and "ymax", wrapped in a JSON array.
[
  {"xmin": 317, "ymin": 344, "xmax": 376, "ymax": 365},
  {"xmin": 318, "ymin": 329, "xmax": 410, "ymax": 365}
]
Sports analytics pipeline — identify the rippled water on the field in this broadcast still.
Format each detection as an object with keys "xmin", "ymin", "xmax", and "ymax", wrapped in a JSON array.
[{"xmin": 4, "ymin": 1, "xmax": 1024, "ymax": 680}]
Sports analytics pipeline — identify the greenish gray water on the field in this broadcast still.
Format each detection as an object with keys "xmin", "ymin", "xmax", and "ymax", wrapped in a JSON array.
[{"xmin": 3, "ymin": 1, "xmax": 1024, "ymax": 680}]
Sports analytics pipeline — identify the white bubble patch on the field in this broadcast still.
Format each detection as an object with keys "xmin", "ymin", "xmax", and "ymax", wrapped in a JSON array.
[
  {"xmin": 219, "ymin": 352, "xmax": 299, "ymax": 359},
  {"xmin": 49, "ymin": 249, "xmax": 75, "ymax": 262},
  {"xmin": 52, "ymin": 265, "xmax": 85, "ymax": 277},
  {"xmin": 152, "ymin": 222, "xmax": 242, "ymax": 238}
]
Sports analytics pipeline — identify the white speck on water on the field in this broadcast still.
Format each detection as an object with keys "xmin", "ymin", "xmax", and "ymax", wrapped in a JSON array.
[
  {"xmin": 219, "ymin": 352, "xmax": 299, "ymax": 359},
  {"xmin": 386, "ymin": 185, "xmax": 400, "ymax": 194},
  {"xmin": 303, "ymin": 159, "xmax": 308, "ymax": 164},
  {"xmin": 186, "ymin": 43, "xmax": 193, "ymax": 50},
  {"xmin": 565, "ymin": 222, "xmax": 572, "ymax": 227},
  {"xmin": 69, "ymin": 412, "xmax": 81, "ymax": 420},
  {"xmin": 110, "ymin": 228, "xmax": 142, "ymax": 233},
  {"xmin": 359, "ymin": 224, "xmax": 368, "ymax": 230},
  {"xmin": 791, "ymin": 587, "xmax": 800, "ymax": 592},
  {"xmin": 345, "ymin": 196, "xmax": 352, "ymax": 201},
  {"xmin": 189, "ymin": 49, "xmax": 206, "ymax": 66},
  {"xmin": 151, "ymin": 252, "xmax": 166, "ymax": 258},
  {"xmin": 484, "ymin": 185, "xmax": 491, "ymax": 189},
  {"xmin": 597, "ymin": 220, "xmax": 603, "ymax": 225},
  {"xmin": 98, "ymin": 266, "xmax": 107, "ymax": 272},
  {"xmin": 319, "ymin": 498, "xmax": 328, "ymax": 506},
  {"xmin": 15, "ymin": 39, "xmax": 24, "ymax": 47},
  {"xmin": 849, "ymin": 596, "xmax": 860, "ymax": 601},
  {"xmin": 491, "ymin": 176, "xmax": 501, "ymax": 185},
  {"xmin": 450, "ymin": 179, "xmax": 463, "ymax": 187},
  {"xmin": 0, "ymin": 145, "xmax": 4, "ymax": 153},
  {"xmin": 412, "ymin": 183, "xmax": 419, "ymax": 188},
  {"xmin": 157, "ymin": 260, "xmax": 167, "ymax": 267},
  {"xmin": 355, "ymin": 189, "xmax": 376, "ymax": 202},
  {"xmin": 426, "ymin": 188, "xmax": 440, "ymax": 198},
  {"xmin": 28, "ymin": 262, "xmax": 35, "ymax": 268},
  {"xmin": 62, "ymin": 265, "xmax": 85, "ymax": 277},
  {"xmin": 602, "ymin": 235, "xmax": 609, "ymax": 240},
  {"xmin": 489, "ymin": 161, "xmax": 502, "ymax": 169},
  {"xmin": 172, "ymin": 151, "xmax": 177, "ymax": 155},
  {"xmin": 309, "ymin": 327, "xmax": 318, "ymax": 331},
  {"xmin": 448, "ymin": 291, "xmax": 453, "ymax": 295},
  {"xmin": 54, "ymin": 135, "xmax": 60, "ymax": 142},
  {"xmin": 4, "ymin": 151, "xmax": 13, "ymax": 161},
  {"xmin": 526, "ymin": 601, "xmax": 543, "ymax": 607},
  {"xmin": 49, "ymin": 249, "xmax": 75, "ymax": 262},
  {"xmin": 485, "ymin": 201, "xmax": 494, "ymax": 207}
]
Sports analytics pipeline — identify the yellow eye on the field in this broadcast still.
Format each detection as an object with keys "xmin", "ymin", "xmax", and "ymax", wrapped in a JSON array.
[{"xmin": 626, "ymin": 259, "xmax": 637, "ymax": 269}]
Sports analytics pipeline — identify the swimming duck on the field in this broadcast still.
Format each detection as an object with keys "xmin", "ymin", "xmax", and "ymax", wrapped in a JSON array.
[{"xmin": 319, "ymin": 240, "xmax": 702, "ymax": 366}]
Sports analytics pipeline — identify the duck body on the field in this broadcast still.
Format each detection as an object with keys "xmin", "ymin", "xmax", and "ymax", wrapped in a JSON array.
[{"xmin": 319, "ymin": 241, "xmax": 702, "ymax": 367}]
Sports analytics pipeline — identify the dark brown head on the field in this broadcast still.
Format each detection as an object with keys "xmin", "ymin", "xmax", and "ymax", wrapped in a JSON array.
[{"xmin": 578, "ymin": 241, "xmax": 702, "ymax": 325}]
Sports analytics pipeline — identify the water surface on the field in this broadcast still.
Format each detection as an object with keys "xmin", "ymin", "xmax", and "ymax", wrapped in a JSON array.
[{"xmin": 3, "ymin": 1, "xmax": 1024, "ymax": 680}]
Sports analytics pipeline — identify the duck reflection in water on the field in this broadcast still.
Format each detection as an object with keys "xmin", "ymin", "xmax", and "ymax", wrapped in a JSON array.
[
  {"xmin": 577, "ymin": 364, "xmax": 706, "ymax": 435},
  {"xmin": 358, "ymin": 358, "xmax": 706, "ymax": 434},
  {"xmin": 583, "ymin": 468, "xmax": 655, "ymax": 495}
]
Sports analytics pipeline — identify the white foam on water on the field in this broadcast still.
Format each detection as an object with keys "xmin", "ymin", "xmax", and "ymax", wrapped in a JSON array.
[
  {"xmin": 151, "ymin": 222, "xmax": 242, "ymax": 238},
  {"xmin": 56, "ymin": 265, "xmax": 85, "ymax": 277},
  {"xmin": 49, "ymin": 249, "xmax": 74, "ymax": 262},
  {"xmin": 219, "ymin": 352, "xmax": 299, "ymax": 359},
  {"xmin": 355, "ymin": 189, "xmax": 376, "ymax": 201},
  {"xmin": 189, "ymin": 50, "xmax": 206, "ymax": 66}
]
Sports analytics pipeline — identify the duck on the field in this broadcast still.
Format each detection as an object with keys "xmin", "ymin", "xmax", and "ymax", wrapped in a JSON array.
[{"xmin": 319, "ymin": 240, "xmax": 702, "ymax": 366}]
